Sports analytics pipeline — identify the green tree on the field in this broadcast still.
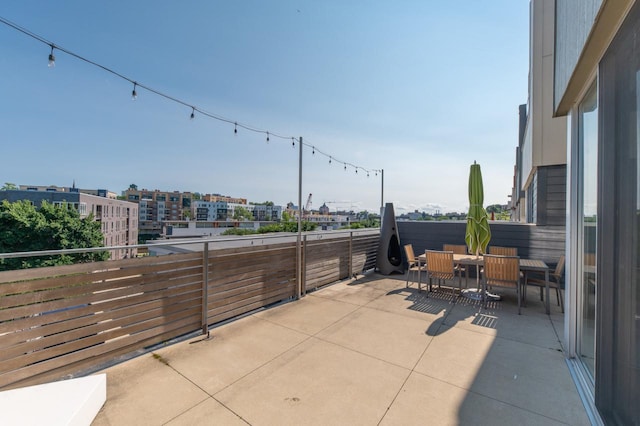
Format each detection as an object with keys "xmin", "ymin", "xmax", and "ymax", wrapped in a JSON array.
[
  {"xmin": 281, "ymin": 211, "xmax": 292, "ymax": 222},
  {"xmin": 221, "ymin": 228, "xmax": 257, "ymax": 236},
  {"xmin": 486, "ymin": 204, "xmax": 503, "ymax": 214},
  {"xmin": 128, "ymin": 183, "xmax": 138, "ymax": 190},
  {"xmin": 222, "ymin": 221, "xmax": 317, "ymax": 235},
  {"xmin": 233, "ymin": 206, "xmax": 254, "ymax": 221},
  {"xmin": 1, "ymin": 182, "xmax": 17, "ymax": 191},
  {"xmin": 0, "ymin": 200, "xmax": 109, "ymax": 270}
]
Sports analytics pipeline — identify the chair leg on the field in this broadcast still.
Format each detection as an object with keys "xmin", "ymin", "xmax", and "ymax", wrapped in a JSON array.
[
  {"xmin": 482, "ymin": 278, "xmax": 487, "ymax": 309},
  {"xmin": 557, "ymin": 288, "xmax": 564, "ymax": 313}
]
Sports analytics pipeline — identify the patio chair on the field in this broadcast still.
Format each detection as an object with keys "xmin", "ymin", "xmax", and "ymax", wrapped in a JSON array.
[
  {"xmin": 425, "ymin": 250, "xmax": 461, "ymax": 294},
  {"xmin": 488, "ymin": 246, "xmax": 518, "ymax": 256},
  {"xmin": 404, "ymin": 244, "xmax": 425, "ymax": 289},
  {"xmin": 482, "ymin": 254, "xmax": 522, "ymax": 314},
  {"xmin": 443, "ymin": 244, "xmax": 469, "ymax": 288},
  {"xmin": 524, "ymin": 255, "xmax": 565, "ymax": 312}
]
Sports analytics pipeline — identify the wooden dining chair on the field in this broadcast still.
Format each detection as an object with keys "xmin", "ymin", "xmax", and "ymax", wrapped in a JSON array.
[
  {"xmin": 488, "ymin": 246, "xmax": 518, "ymax": 256},
  {"xmin": 443, "ymin": 244, "xmax": 469, "ymax": 287},
  {"xmin": 404, "ymin": 244, "xmax": 425, "ymax": 289},
  {"xmin": 425, "ymin": 250, "xmax": 461, "ymax": 294},
  {"xmin": 482, "ymin": 254, "xmax": 522, "ymax": 314},
  {"xmin": 524, "ymin": 255, "xmax": 565, "ymax": 312}
]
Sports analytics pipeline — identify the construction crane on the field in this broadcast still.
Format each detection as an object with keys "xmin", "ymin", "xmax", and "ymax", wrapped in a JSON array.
[{"xmin": 304, "ymin": 193, "xmax": 312, "ymax": 218}]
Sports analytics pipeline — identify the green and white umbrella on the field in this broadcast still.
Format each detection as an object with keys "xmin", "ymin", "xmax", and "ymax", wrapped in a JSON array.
[{"xmin": 465, "ymin": 162, "xmax": 491, "ymax": 256}]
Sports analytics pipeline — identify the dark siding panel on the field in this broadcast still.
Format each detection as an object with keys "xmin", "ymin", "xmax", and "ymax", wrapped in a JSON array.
[
  {"xmin": 536, "ymin": 165, "xmax": 566, "ymax": 226},
  {"xmin": 397, "ymin": 221, "xmax": 565, "ymax": 270}
]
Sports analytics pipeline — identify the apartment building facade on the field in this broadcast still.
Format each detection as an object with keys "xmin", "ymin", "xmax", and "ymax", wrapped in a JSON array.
[
  {"xmin": 202, "ymin": 194, "xmax": 247, "ymax": 204},
  {"xmin": 123, "ymin": 189, "xmax": 192, "ymax": 236},
  {"xmin": 192, "ymin": 200, "xmax": 282, "ymax": 222},
  {"xmin": 1, "ymin": 186, "xmax": 138, "ymax": 260}
]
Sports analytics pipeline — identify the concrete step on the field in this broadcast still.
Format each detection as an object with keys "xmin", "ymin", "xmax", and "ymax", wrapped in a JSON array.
[{"xmin": 0, "ymin": 374, "xmax": 106, "ymax": 426}]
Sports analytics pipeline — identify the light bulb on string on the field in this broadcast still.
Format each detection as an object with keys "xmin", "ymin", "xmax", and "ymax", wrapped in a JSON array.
[
  {"xmin": 329, "ymin": 157, "xmax": 332, "ymax": 164},
  {"xmin": 47, "ymin": 45, "xmax": 55, "ymax": 68},
  {"xmin": 292, "ymin": 137, "xmax": 295, "ymax": 148},
  {"xmin": 131, "ymin": 82, "xmax": 137, "ymax": 100},
  {"xmin": 190, "ymin": 107, "xmax": 195, "ymax": 120},
  {"xmin": 344, "ymin": 164, "xmax": 347, "ymax": 171},
  {"xmin": 355, "ymin": 168, "xmax": 358, "ymax": 174},
  {"xmin": 266, "ymin": 132, "xmax": 270, "ymax": 143},
  {"xmin": 367, "ymin": 172, "xmax": 370, "ymax": 178},
  {"xmin": 234, "ymin": 122, "xmax": 237, "ymax": 134},
  {"xmin": 312, "ymin": 147, "xmax": 315, "ymax": 155}
]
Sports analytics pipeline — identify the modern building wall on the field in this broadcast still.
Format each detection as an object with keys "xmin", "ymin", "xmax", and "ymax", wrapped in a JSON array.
[
  {"xmin": 554, "ymin": 0, "xmax": 639, "ymax": 423},
  {"xmin": 1, "ymin": 188, "xmax": 137, "ymax": 260},
  {"xmin": 194, "ymin": 200, "xmax": 228, "ymax": 221},
  {"xmin": 516, "ymin": 0, "xmax": 567, "ymax": 226}
]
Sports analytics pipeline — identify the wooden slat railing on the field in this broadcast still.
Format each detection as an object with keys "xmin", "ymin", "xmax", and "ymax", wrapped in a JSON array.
[
  {"xmin": 0, "ymin": 230, "xmax": 379, "ymax": 390},
  {"xmin": 0, "ymin": 252, "xmax": 203, "ymax": 390}
]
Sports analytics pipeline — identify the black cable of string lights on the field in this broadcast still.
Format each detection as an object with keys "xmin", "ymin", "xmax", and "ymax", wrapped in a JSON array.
[{"xmin": 0, "ymin": 15, "xmax": 382, "ymax": 177}]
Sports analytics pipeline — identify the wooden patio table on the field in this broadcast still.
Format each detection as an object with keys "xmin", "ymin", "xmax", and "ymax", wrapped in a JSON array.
[{"xmin": 418, "ymin": 253, "xmax": 552, "ymax": 314}]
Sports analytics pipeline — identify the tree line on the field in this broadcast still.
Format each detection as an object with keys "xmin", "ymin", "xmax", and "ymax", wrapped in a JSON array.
[{"xmin": 0, "ymin": 200, "xmax": 108, "ymax": 271}]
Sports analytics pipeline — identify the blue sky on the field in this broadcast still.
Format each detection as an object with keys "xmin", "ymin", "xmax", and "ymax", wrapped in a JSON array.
[{"xmin": 1, "ymin": 1, "xmax": 529, "ymax": 213}]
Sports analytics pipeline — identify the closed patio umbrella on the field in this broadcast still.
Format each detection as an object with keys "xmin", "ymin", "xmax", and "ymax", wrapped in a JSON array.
[
  {"xmin": 463, "ymin": 162, "xmax": 492, "ymax": 300},
  {"xmin": 465, "ymin": 162, "xmax": 491, "ymax": 257}
]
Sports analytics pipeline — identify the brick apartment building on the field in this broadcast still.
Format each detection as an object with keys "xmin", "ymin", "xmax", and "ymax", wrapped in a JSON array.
[
  {"xmin": 122, "ymin": 189, "xmax": 193, "ymax": 236},
  {"xmin": 1, "ymin": 185, "xmax": 138, "ymax": 260}
]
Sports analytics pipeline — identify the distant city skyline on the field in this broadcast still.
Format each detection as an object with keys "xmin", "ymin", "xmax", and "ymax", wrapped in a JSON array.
[{"xmin": 1, "ymin": 1, "xmax": 529, "ymax": 214}]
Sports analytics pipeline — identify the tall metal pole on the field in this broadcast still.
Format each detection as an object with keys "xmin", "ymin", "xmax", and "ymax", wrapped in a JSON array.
[
  {"xmin": 297, "ymin": 136, "xmax": 303, "ymax": 299},
  {"xmin": 381, "ymin": 168, "xmax": 384, "ymax": 210}
]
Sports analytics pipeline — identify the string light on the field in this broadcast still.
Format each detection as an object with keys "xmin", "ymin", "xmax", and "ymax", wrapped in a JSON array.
[
  {"xmin": 0, "ymin": 15, "xmax": 383, "ymax": 179},
  {"xmin": 47, "ymin": 45, "xmax": 55, "ymax": 68},
  {"xmin": 344, "ymin": 164, "xmax": 347, "ymax": 171}
]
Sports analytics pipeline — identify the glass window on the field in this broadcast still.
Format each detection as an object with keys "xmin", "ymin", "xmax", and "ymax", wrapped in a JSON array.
[{"xmin": 578, "ymin": 82, "xmax": 597, "ymax": 380}]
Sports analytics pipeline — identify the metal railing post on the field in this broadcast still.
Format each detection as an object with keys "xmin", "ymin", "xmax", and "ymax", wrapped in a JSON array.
[
  {"xmin": 349, "ymin": 231, "xmax": 354, "ymax": 278},
  {"xmin": 296, "ymin": 136, "xmax": 303, "ymax": 300},
  {"xmin": 201, "ymin": 242, "xmax": 210, "ymax": 338},
  {"xmin": 302, "ymin": 235, "xmax": 307, "ymax": 296}
]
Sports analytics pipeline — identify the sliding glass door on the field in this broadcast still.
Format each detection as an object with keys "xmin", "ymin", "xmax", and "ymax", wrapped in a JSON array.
[
  {"xmin": 578, "ymin": 83, "xmax": 597, "ymax": 380},
  {"xmin": 597, "ymin": 3, "xmax": 640, "ymax": 422}
]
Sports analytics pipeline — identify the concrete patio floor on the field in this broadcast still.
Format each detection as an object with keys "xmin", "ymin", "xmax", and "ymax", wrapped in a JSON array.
[{"xmin": 92, "ymin": 273, "xmax": 589, "ymax": 425}]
